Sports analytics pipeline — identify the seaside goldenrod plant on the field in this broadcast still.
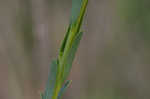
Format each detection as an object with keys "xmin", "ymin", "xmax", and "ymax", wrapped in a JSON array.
[{"xmin": 41, "ymin": 0, "xmax": 88, "ymax": 99}]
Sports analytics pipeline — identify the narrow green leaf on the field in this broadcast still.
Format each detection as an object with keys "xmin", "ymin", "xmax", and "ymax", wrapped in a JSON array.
[
  {"xmin": 57, "ymin": 80, "xmax": 72, "ymax": 99},
  {"xmin": 74, "ymin": 0, "xmax": 88, "ymax": 33},
  {"xmin": 60, "ymin": 0, "xmax": 88, "ymax": 56},
  {"xmin": 62, "ymin": 32, "xmax": 83, "ymax": 82},
  {"xmin": 58, "ymin": 0, "xmax": 88, "ymax": 84},
  {"xmin": 43, "ymin": 60, "xmax": 58, "ymax": 99},
  {"xmin": 59, "ymin": 24, "xmax": 71, "ymax": 55},
  {"xmin": 43, "ymin": 0, "xmax": 88, "ymax": 99},
  {"xmin": 71, "ymin": 0, "xmax": 83, "ymax": 24}
]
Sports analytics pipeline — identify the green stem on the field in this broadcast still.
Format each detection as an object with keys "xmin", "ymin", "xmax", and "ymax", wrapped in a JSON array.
[{"xmin": 51, "ymin": 0, "xmax": 88, "ymax": 99}]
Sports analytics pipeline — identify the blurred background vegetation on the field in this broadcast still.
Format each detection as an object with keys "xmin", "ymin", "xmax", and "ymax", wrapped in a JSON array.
[{"xmin": 1, "ymin": 0, "xmax": 150, "ymax": 99}]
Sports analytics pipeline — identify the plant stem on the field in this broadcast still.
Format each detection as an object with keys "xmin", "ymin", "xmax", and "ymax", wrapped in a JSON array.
[{"xmin": 51, "ymin": 0, "xmax": 88, "ymax": 98}]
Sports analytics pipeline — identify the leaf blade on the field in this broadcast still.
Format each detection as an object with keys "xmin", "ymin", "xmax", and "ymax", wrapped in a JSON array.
[
  {"xmin": 71, "ymin": 0, "xmax": 83, "ymax": 24},
  {"xmin": 57, "ymin": 80, "xmax": 72, "ymax": 99},
  {"xmin": 62, "ymin": 32, "xmax": 83, "ymax": 82},
  {"xmin": 43, "ymin": 60, "xmax": 58, "ymax": 99}
]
